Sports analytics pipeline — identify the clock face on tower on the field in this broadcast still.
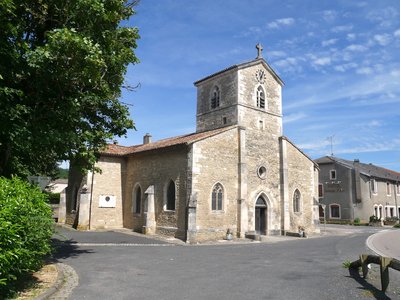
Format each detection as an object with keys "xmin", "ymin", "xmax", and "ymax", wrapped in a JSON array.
[{"xmin": 255, "ymin": 69, "xmax": 266, "ymax": 84}]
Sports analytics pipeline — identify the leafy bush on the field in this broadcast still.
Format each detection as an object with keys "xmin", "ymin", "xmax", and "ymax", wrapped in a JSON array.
[
  {"xmin": 369, "ymin": 215, "xmax": 380, "ymax": 223},
  {"xmin": 45, "ymin": 192, "xmax": 60, "ymax": 204},
  {"xmin": 353, "ymin": 217, "xmax": 360, "ymax": 224},
  {"xmin": 0, "ymin": 177, "xmax": 54, "ymax": 294},
  {"xmin": 394, "ymin": 223, "xmax": 400, "ymax": 228}
]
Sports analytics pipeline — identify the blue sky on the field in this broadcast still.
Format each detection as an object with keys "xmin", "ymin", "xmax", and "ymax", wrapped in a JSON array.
[{"xmin": 118, "ymin": 0, "xmax": 400, "ymax": 171}]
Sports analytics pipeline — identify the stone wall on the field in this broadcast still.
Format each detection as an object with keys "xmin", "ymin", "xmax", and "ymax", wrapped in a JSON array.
[
  {"xmin": 196, "ymin": 69, "xmax": 238, "ymax": 132},
  {"xmin": 238, "ymin": 64, "xmax": 283, "ymax": 235},
  {"xmin": 123, "ymin": 146, "xmax": 188, "ymax": 240},
  {"xmin": 89, "ymin": 156, "xmax": 125, "ymax": 229},
  {"xmin": 191, "ymin": 127, "xmax": 239, "ymax": 241},
  {"xmin": 285, "ymin": 140, "xmax": 318, "ymax": 233}
]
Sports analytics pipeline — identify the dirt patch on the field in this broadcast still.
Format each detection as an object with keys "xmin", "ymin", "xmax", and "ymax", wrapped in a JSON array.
[{"xmin": 11, "ymin": 264, "xmax": 58, "ymax": 300}]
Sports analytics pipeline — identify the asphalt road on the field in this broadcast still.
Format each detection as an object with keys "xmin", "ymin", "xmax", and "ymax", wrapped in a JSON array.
[
  {"xmin": 52, "ymin": 226, "xmax": 400, "ymax": 300},
  {"xmin": 367, "ymin": 229, "xmax": 400, "ymax": 260}
]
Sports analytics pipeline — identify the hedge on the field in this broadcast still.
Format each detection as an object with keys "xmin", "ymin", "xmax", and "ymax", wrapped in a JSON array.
[{"xmin": 0, "ymin": 177, "xmax": 54, "ymax": 294}]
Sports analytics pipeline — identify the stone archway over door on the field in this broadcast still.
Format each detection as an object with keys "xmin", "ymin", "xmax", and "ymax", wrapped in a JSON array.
[{"xmin": 255, "ymin": 197, "xmax": 267, "ymax": 235}]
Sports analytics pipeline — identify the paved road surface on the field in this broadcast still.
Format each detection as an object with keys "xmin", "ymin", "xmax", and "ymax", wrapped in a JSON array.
[
  {"xmin": 367, "ymin": 229, "xmax": 400, "ymax": 260},
  {"xmin": 52, "ymin": 226, "xmax": 400, "ymax": 299}
]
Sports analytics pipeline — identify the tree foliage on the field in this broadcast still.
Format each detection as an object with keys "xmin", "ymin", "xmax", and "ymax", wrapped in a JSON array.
[
  {"xmin": 0, "ymin": 0, "xmax": 139, "ymax": 177},
  {"xmin": 0, "ymin": 176, "xmax": 54, "ymax": 294}
]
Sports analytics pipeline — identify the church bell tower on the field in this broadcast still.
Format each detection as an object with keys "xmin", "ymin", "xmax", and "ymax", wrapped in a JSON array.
[{"xmin": 194, "ymin": 44, "xmax": 283, "ymax": 137}]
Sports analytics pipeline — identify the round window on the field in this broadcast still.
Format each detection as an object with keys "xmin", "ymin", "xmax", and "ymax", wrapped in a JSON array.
[{"xmin": 257, "ymin": 166, "xmax": 267, "ymax": 179}]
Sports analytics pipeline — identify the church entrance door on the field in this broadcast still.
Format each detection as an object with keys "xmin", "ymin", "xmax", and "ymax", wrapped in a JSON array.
[{"xmin": 255, "ymin": 197, "xmax": 267, "ymax": 235}]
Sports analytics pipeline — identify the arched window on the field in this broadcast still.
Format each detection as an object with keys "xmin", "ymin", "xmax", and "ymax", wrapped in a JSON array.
[
  {"xmin": 293, "ymin": 189, "xmax": 301, "ymax": 213},
  {"xmin": 166, "ymin": 180, "xmax": 176, "ymax": 211},
  {"xmin": 211, "ymin": 183, "xmax": 223, "ymax": 211},
  {"xmin": 133, "ymin": 186, "xmax": 141, "ymax": 214},
  {"xmin": 211, "ymin": 86, "xmax": 220, "ymax": 109},
  {"xmin": 256, "ymin": 86, "xmax": 265, "ymax": 109}
]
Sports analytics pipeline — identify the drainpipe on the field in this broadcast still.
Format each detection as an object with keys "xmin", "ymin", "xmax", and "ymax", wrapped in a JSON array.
[
  {"xmin": 88, "ymin": 168, "xmax": 95, "ymax": 230},
  {"xmin": 395, "ymin": 182, "xmax": 398, "ymax": 219}
]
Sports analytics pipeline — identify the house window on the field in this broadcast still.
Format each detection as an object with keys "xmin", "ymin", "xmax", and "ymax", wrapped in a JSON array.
[
  {"xmin": 329, "ymin": 203, "xmax": 340, "ymax": 219},
  {"xmin": 397, "ymin": 183, "xmax": 400, "ymax": 195},
  {"xmin": 166, "ymin": 180, "xmax": 176, "ymax": 211},
  {"xmin": 256, "ymin": 86, "xmax": 265, "ymax": 109},
  {"xmin": 211, "ymin": 86, "xmax": 220, "ymax": 109},
  {"xmin": 390, "ymin": 207, "xmax": 394, "ymax": 217},
  {"xmin": 330, "ymin": 170, "xmax": 337, "ymax": 180},
  {"xmin": 386, "ymin": 182, "xmax": 391, "ymax": 196},
  {"xmin": 293, "ymin": 189, "xmax": 301, "ymax": 213},
  {"xmin": 132, "ymin": 186, "xmax": 142, "ymax": 214},
  {"xmin": 318, "ymin": 184, "xmax": 324, "ymax": 198},
  {"xmin": 371, "ymin": 179, "xmax": 377, "ymax": 194},
  {"xmin": 211, "ymin": 183, "xmax": 223, "ymax": 211},
  {"xmin": 374, "ymin": 205, "xmax": 378, "ymax": 218}
]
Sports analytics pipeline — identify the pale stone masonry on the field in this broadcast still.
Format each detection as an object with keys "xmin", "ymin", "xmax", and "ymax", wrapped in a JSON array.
[{"xmin": 62, "ymin": 45, "xmax": 320, "ymax": 242}]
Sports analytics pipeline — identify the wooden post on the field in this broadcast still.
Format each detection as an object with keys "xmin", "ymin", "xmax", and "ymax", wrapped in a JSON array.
[
  {"xmin": 380, "ymin": 256, "xmax": 392, "ymax": 293},
  {"xmin": 361, "ymin": 254, "xmax": 369, "ymax": 278}
]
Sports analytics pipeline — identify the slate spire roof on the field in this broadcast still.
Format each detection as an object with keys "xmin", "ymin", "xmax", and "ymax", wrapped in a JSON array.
[{"xmin": 315, "ymin": 156, "xmax": 400, "ymax": 181}]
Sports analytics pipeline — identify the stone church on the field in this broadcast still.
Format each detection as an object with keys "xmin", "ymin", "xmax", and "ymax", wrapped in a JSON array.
[{"xmin": 60, "ymin": 44, "xmax": 320, "ymax": 242}]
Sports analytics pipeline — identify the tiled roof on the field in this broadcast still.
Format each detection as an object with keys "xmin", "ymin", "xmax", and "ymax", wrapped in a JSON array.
[
  {"xmin": 315, "ymin": 156, "xmax": 400, "ymax": 181},
  {"xmin": 101, "ymin": 126, "xmax": 237, "ymax": 157}
]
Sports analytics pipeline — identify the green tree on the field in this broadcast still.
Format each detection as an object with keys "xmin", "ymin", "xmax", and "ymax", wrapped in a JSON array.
[{"xmin": 0, "ymin": 0, "xmax": 139, "ymax": 178}]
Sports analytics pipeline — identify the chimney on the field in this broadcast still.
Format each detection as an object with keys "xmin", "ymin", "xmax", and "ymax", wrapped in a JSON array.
[
  {"xmin": 354, "ymin": 159, "xmax": 360, "ymax": 163},
  {"xmin": 143, "ymin": 133, "xmax": 152, "ymax": 144}
]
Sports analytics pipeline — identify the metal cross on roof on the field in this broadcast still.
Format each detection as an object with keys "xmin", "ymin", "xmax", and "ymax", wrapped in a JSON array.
[{"xmin": 256, "ymin": 43, "xmax": 263, "ymax": 59}]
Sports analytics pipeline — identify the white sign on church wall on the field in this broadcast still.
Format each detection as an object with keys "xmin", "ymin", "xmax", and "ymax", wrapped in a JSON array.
[{"xmin": 99, "ymin": 195, "xmax": 116, "ymax": 208}]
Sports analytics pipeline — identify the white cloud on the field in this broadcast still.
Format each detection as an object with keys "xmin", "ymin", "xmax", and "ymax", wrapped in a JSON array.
[
  {"xmin": 345, "ymin": 44, "xmax": 368, "ymax": 52},
  {"xmin": 268, "ymin": 50, "xmax": 286, "ymax": 58},
  {"xmin": 337, "ymin": 139, "xmax": 400, "ymax": 154},
  {"xmin": 395, "ymin": 29, "xmax": 400, "ymax": 38},
  {"xmin": 374, "ymin": 34, "xmax": 391, "ymax": 46},
  {"xmin": 313, "ymin": 57, "xmax": 331, "ymax": 66},
  {"xmin": 334, "ymin": 62, "xmax": 358, "ymax": 72},
  {"xmin": 321, "ymin": 39, "xmax": 338, "ymax": 47},
  {"xmin": 267, "ymin": 18, "xmax": 295, "ymax": 29},
  {"xmin": 322, "ymin": 10, "xmax": 337, "ymax": 22},
  {"xmin": 274, "ymin": 57, "xmax": 299, "ymax": 68},
  {"xmin": 356, "ymin": 67, "xmax": 373, "ymax": 75},
  {"xmin": 331, "ymin": 25, "xmax": 353, "ymax": 33},
  {"xmin": 366, "ymin": 7, "xmax": 399, "ymax": 27},
  {"xmin": 273, "ymin": 56, "xmax": 303, "ymax": 74},
  {"xmin": 285, "ymin": 68, "xmax": 400, "ymax": 110},
  {"xmin": 283, "ymin": 112, "xmax": 306, "ymax": 124},
  {"xmin": 346, "ymin": 33, "xmax": 356, "ymax": 41},
  {"xmin": 236, "ymin": 26, "xmax": 262, "ymax": 38},
  {"xmin": 367, "ymin": 120, "xmax": 382, "ymax": 127}
]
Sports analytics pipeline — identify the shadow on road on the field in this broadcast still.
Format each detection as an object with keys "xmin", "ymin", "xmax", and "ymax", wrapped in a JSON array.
[
  {"xmin": 49, "ymin": 238, "xmax": 95, "ymax": 262},
  {"xmin": 347, "ymin": 268, "xmax": 391, "ymax": 300}
]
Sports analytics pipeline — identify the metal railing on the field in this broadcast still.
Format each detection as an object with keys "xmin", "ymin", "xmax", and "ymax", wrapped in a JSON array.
[{"xmin": 349, "ymin": 254, "xmax": 400, "ymax": 292}]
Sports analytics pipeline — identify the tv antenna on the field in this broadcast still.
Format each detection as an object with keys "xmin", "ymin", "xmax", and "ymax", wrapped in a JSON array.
[{"xmin": 327, "ymin": 135, "xmax": 335, "ymax": 156}]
